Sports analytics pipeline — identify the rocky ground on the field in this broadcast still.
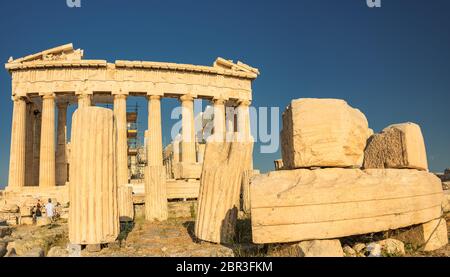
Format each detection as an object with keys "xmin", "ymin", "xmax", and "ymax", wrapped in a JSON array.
[
  {"xmin": 1, "ymin": 207, "xmax": 449, "ymax": 257},
  {"xmin": 340, "ymin": 213, "xmax": 450, "ymax": 257},
  {"xmin": 0, "ymin": 221, "xmax": 68, "ymax": 257}
]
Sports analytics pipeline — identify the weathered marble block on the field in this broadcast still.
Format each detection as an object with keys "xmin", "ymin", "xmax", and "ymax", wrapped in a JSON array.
[
  {"xmin": 69, "ymin": 107, "xmax": 119, "ymax": 245},
  {"xmin": 250, "ymin": 168, "xmax": 444, "ymax": 244},
  {"xmin": 118, "ymin": 184, "xmax": 134, "ymax": 222},
  {"xmin": 195, "ymin": 140, "xmax": 253, "ymax": 244},
  {"xmin": 281, "ymin": 98, "xmax": 370, "ymax": 169},
  {"xmin": 173, "ymin": 163, "xmax": 202, "ymax": 180},
  {"xmin": 363, "ymin": 122, "xmax": 428, "ymax": 170},
  {"xmin": 145, "ymin": 165, "xmax": 168, "ymax": 221},
  {"xmin": 394, "ymin": 218, "xmax": 448, "ymax": 252}
]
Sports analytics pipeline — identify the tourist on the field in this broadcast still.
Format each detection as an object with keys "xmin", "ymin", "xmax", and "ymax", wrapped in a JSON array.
[
  {"xmin": 45, "ymin": 198, "xmax": 55, "ymax": 221},
  {"xmin": 35, "ymin": 200, "xmax": 42, "ymax": 218}
]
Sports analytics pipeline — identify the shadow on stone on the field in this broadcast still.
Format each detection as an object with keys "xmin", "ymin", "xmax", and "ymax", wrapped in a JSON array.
[
  {"xmin": 182, "ymin": 220, "xmax": 200, "ymax": 243},
  {"xmin": 118, "ymin": 221, "xmax": 135, "ymax": 243}
]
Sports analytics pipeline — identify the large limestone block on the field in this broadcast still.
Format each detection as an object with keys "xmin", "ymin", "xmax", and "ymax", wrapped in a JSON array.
[
  {"xmin": 20, "ymin": 217, "xmax": 34, "ymax": 225},
  {"xmin": 19, "ymin": 206, "xmax": 32, "ymax": 217},
  {"xmin": 281, "ymin": 99, "xmax": 370, "ymax": 169},
  {"xmin": 118, "ymin": 184, "xmax": 134, "ymax": 222},
  {"xmin": 145, "ymin": 165, "xmax": 168, "ymax": 221},
  {"xmin": 268, "ymin": 239, "xmax": 344, "ymax": 257},
  {"xmin": 173, "ymin": 163, "xmax": 202, "ymax": 180},
  {"xmin": 195, "ymin": 140, "xmax": 253, "ymax": 244},
  {"xmin": 363, "ymin": 122, "xmax": 428, "ymax": 170},
  {"xmin": 69, "ymin": 107, "xmax": 119, "ymax": 245},
  {"xmin": 443, "ymin": 190, "xmax": 450, "ymax": 213},
  {"xmin": 250, "ymin": 168, "xmax": 443, "ymax": 244},
  {"xmin": 36, "ymin": 217, "xmax": 51, "ymax": 226},
  {"xmin": 395, "ymin": 218, "xmax": 448, "ymax": 252},
  {"xmin": 0, "ymin": 204, "xmax": 19, "ymax": 213},
  {"xmin": 166, "ymin": 179, "xmax": 200, "ymax": 199}
]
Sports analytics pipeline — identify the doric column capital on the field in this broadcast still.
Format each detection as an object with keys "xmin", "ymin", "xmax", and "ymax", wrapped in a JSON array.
[
  {"xmin": 212, "ymin": 97, "xmax": 227, "ymax": 105},
  {"xmin": 42, "ymin": 94, "xmax": 56, "ymax": 100},
  {"xmin": 57, "ymin": 101, "xmax": 69, "ymax": 109},
  {"xmin": 114, "ymin": 94, "xmax": 128, "ymax": 100},
  {"xmin": 11, "ymin": 95, "xmax": 25, "ymax": 102},
  {"xmin": 180, "ymin": 94, "xmax": 194, "ymax": 102},
  {"xmin": 77, "ymin": 94, "xmax": 91, "ymax": 99},
  {"xmin": 237, "ymin": 99, "xmax": 251, "ymax": 107},
  {"xmin": 147, "ymin": 95, "xmax": 161, "ymax": 101}
]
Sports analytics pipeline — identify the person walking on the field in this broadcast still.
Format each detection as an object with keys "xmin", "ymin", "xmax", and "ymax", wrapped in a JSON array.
[
  {"xmin": 36, "ymin": 200, "xmax": 42, "ymax": 218},
  {"xmin": 45, "ymin": 198, "xmax": 55, "ymax": 221}
]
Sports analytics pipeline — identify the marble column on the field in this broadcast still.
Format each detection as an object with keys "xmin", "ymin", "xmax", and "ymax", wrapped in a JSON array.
[
  {"xmin": 212, "ymin": 97, "xmax": 226, "ymax": 142},
  {"xmin": 237, "ymin": 100, "xmax": 252, "ymax": 142},
  {"xmin": 25, "ymin": 102, "xmax": 35, "ymax": 186},
  {"xmin": 39, "ymin": 94, "xmax": 56, "ymax": 188},
  {"xmin": 32, "ymin": 106, "xmax": 42, "ymax": 186},
  {"xmin": 145, "ymin": 95, "xmax": 168, "ymax": 221},
  {"xmin": 56, "ymin": 102, "xmax": 68, "ymax": 186},
  {"xmin": 69, "ymin": 107, "xmax": 119, "ymax": 244},
  {"xmin": 237, "ymin": 99, "xmax": 254, "ymax": 213},
  {"xmin": 180, "ymin": 94, "xmax": 196, "ymax": 164},
  {"xmin": 147, "ymin": 96, "xmax": 164, "ymax": 166},
  {"xmin": 7, "ymin": 96, "xmax": 27, "ymax": 190},
  {"xmin": 77, "ymin": 94, "xmax": 92, "ymax": 108},
  {"xmin": 225, "ymin": 104, "xmax": 236, "ymax": 143},
  {"xmin": 114, "ymin": 94, "xmax": 128, "ymax": 187},
  {"xmin": 173, "ymin": 134, "xmax": 181, "ymax": 164}
]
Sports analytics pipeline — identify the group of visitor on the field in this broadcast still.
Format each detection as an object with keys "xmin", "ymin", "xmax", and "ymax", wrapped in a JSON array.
[{"xmin": 31, "ymin": 198, "xmax": 57, "ymax": 221}]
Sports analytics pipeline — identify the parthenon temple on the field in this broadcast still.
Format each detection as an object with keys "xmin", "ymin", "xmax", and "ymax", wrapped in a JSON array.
[{"xmin": 4, "ymin": 43, "xmax": 259, "ymax": 205}]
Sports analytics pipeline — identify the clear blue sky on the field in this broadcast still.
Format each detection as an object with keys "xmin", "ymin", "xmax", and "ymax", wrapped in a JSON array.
[{"xmin": 1, "ymin": 0, "xmax": 449, "ymax": 188}]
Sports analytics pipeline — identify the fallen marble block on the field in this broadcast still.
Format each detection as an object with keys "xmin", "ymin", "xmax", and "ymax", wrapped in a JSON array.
[
  {"xmin": 363, "ymin": 122, "xmax": 428, "ymax": 170},
  {"xmin": 393, "ymin": 218, "xmax": 448, "ymax": 252},
  {"xmin": 281, "ymin": 98, "xmax": 371, "ymax": 169},
  {"xmin": 250, "ymin": 168, "xmax": 444, "ymax": 244}
]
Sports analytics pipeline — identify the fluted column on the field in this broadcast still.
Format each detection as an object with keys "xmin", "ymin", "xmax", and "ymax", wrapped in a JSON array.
[
  {"xmin": 25, "ymin": 102, "xmax": 35, "ymax": 186},
  {"xmin": 69, "ymin": 107, "xmax": 119, "ymax": 245},
  {"xmin": 118, "ymin": 184, "xmax": 134, "ymax": 222},
  {"xmin": 145, "ymin": 95, "xmax": 168, "ymax": 221},
  {"xmin": 77, "ymin": 94, "xmax": 92, "ymax": 108},
  {"xmin": 39, "ymin": 94, "xmax": 56, "ymax": 188},
  {"xmin": 114, "ymin": 94, "xmax": 128, "ymax": 187},
  {"xmin": 225, "ymin": 104, "xmax": 236, "ymax": 143},
  {"xmin": 195, "ymin": 140, "xmax": 253, "ymax": 243},
  {"xmin": 237, "ymin": 99, "xmax": 252, "ymax": 142},
  {"xmin": 180, "ymin": 94, "xmax": 196, "ymax": 163},
  {"xmin": 56, "ymin": 102, "xmax": 68, "ymax": 185},
  {"xmin": 32, "ymin": 106, "xmax": 42, "ymax": 186},
  {"xmin": 173, "ymin": 134, "xmax": 181, "ymax": 164},
  {"xmin": 147, "ymin": 96, "xmax": 163, "ymax": 166},
  {"xmin": 212, "ymin": 97, "xmax": 226, "ymax": 142},
  {"xmin": 237, "ymin": 99, "xmax": 254, "ymax": 213},
  {"xmin": 7, "ymin": 96, "xmax": 27, "ymax": 190}
]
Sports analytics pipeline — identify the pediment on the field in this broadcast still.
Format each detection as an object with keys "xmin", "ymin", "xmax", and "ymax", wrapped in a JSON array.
[
  {"xmin": 6, "ymin": 43, "xmax": 84, "ymax": 65},
  {"xmin": 213, "ymin": 57, "xmax": 260, "ymax": 75}
]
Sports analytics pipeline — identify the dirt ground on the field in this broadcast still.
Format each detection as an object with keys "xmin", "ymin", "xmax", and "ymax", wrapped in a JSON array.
[
  {"xmin": 82, "ymin": 214, "xmax": 263, "ymax": 257},
  {"xmin": 83, "ymin": 212, "xmax": 450, "ymax": 257},
  {"xmin": 2, "ymin": 209, "xmax": 449, "ymax": 257}
]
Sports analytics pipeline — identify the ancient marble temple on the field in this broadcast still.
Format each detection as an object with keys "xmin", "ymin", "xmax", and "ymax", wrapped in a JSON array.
[{"xmin": 4, "ymin": 43, "xmax": 259, "ymax": 203}]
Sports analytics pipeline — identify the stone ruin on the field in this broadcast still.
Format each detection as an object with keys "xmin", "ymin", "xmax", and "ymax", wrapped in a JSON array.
[
  {"xmin": 0, "ymin": 44, "xmax": 259, "ymax": 251},
  {"xmin": 195, "ymin": 139, "xmax": 253, "ymax": 244},
  {"xmin": 250, "ymin": 98, "xmax": 448, "ymax": 254},
  {"xmin": 69, "ymin": 107, "xmax": 120, "ymax": 246},
  {"xmin": 1, "ymin": 44, "xmax": 448, "ymax": 256}
]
